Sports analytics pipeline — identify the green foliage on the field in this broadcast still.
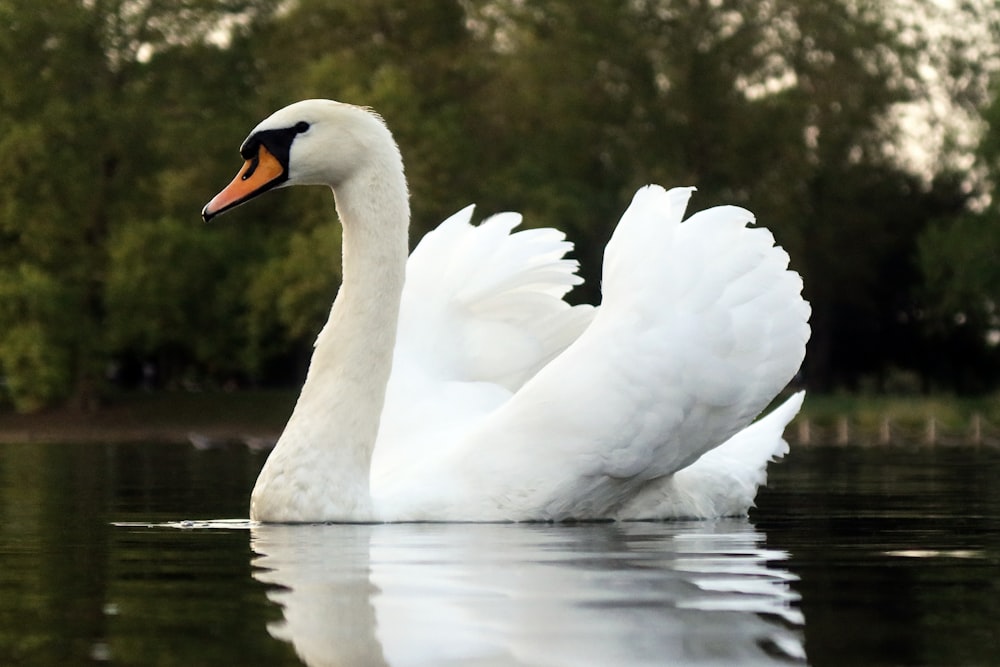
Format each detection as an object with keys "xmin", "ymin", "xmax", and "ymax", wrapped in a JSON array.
[
  {"xmin": 919, "ymin": 213, "xmax": 1000, "ymax": 327},
  {"xmin": 0, "ymin": 265, "xmax": 74, "ymax": 411},
  {"xmin": 245, "ymin": 214, "xmax": 342, "ymax": 373},
  {"xmin": 913, "ymin": 79, "xmax": 1000, "ymax": 391},
  {"xmin": 106, "ymin": 218, "xmax": 250, "ymax": 374},
  {"xmin": 915, "ymin": 209, "xmax": 1000, "ymax": 391},
  {"xmin": 0, "ymin": 0, "xmax": 275, "ymax": 409},
  {"xmin": 2, "ymin": 0, "xmax": 1000, "ymax": 410}
]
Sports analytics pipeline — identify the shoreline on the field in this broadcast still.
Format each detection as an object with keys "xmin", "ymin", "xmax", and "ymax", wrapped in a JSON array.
[
  {"xmin": 2, "ymin": 389, "xmax": 998, "ymax": 447},
  {"xmin": 0, "ymin": 426, "xmax": 281, "ymax": 446},
  {"xmin": 0, "ymin": 389, "xmax": 293, "ymax": 445}
]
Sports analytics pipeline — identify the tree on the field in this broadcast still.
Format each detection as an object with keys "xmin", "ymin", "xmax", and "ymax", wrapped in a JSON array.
[
  {"xmin": 915, "ymin": 84, "xmax": 1000, "ymax": 392},
  {"xmin": 0, "ymin": 0, "xmax": 273, "ymax": 409},
  {"xmin": 3, "ymin": 0, "xmax": 1000, "ymax": 409},
  {"xmin": 464, "ymin": 0, "xmax": 982, "ymax": 392},
  {"xmin": 249, "ymin": 0, "xmax": 494, "ymax": 234}
]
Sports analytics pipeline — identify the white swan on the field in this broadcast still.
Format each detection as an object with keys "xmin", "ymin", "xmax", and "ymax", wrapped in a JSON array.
[{"xmin": 202, "ymin": 99, "xmax": 810, "ymax": 522}]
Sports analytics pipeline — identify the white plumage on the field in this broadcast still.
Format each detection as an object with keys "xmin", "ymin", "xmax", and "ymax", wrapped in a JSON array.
[{"xmin": 202, "ymin": 99, "xmax": 810, "ymax": 522}]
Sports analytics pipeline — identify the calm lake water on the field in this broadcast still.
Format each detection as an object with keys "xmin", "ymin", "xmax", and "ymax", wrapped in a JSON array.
[{"xmin": 1, "ymin": 441, "xmax": 998, "ymax": 666}]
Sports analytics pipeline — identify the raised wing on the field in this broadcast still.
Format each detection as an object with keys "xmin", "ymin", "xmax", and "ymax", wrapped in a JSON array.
[
  {"xmin": 396, "ymin": 205, "xmax": 593, "ymax": 389},
  {"xmin": 372, "ymin": 206, "xmax": 595, "ymax": 481}
]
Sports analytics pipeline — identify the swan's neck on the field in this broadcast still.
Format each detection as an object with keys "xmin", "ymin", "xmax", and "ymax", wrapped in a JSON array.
[{"xmin": 251, "ymin": 152, "xmax": 409, "ymax": 522}]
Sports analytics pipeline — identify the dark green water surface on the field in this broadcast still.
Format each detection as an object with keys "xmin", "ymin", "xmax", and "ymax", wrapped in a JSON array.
[{"xmin": 1, "ymin": 441, "xmax": 998, "ymax": 666}]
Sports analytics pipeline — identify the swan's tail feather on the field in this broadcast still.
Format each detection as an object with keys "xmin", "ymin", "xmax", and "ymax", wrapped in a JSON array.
[{"xmin": 616, "ymin": 391, "xmax": 804, "ymax": 520}]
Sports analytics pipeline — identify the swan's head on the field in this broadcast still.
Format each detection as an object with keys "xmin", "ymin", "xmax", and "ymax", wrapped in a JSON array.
[{"xmin": 202, "ymin": 99, "xmax": 398, "ymax": 221}]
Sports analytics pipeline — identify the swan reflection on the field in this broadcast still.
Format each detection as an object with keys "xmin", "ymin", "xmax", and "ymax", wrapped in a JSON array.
[{"xmin": 251, "ymin": 520, "xmax": 804, "ymax": 666}]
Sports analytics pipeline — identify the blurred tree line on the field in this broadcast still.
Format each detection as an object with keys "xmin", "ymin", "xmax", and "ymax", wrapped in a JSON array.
[{"xmin": 1, "ymin": 0, "xmax": 1000, "ymax": 412}]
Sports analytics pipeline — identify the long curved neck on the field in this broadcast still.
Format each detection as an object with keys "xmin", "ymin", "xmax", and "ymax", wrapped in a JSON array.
[{"xmin": 252, "ymin": 146, "xmax": 409, "ymax": 522}]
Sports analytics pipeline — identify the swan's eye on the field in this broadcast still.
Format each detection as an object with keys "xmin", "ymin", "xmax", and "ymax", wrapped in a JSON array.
[
  {"xmin": 295, "ymin": 121, "xmax": 310, "ymax": 134},
  {"xmin": 241, "ymin": 155, "xmax": 260, "ymax": 181}
]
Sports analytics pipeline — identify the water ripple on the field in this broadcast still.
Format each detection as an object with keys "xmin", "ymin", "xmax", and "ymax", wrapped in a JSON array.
[{"xmin": 250, "ymin": 520, "xmax": 806, "ymax": 666}]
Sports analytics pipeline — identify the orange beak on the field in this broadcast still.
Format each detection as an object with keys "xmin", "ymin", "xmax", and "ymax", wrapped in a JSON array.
[{"xmin": 202, "ymin": 144, "xmax": 286, "ymax": 221}]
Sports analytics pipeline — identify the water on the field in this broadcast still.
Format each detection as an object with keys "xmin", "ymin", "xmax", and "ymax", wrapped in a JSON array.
[{"xmin": 1, "ymin": 442, "xmax": 998, "ymax": 666}]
